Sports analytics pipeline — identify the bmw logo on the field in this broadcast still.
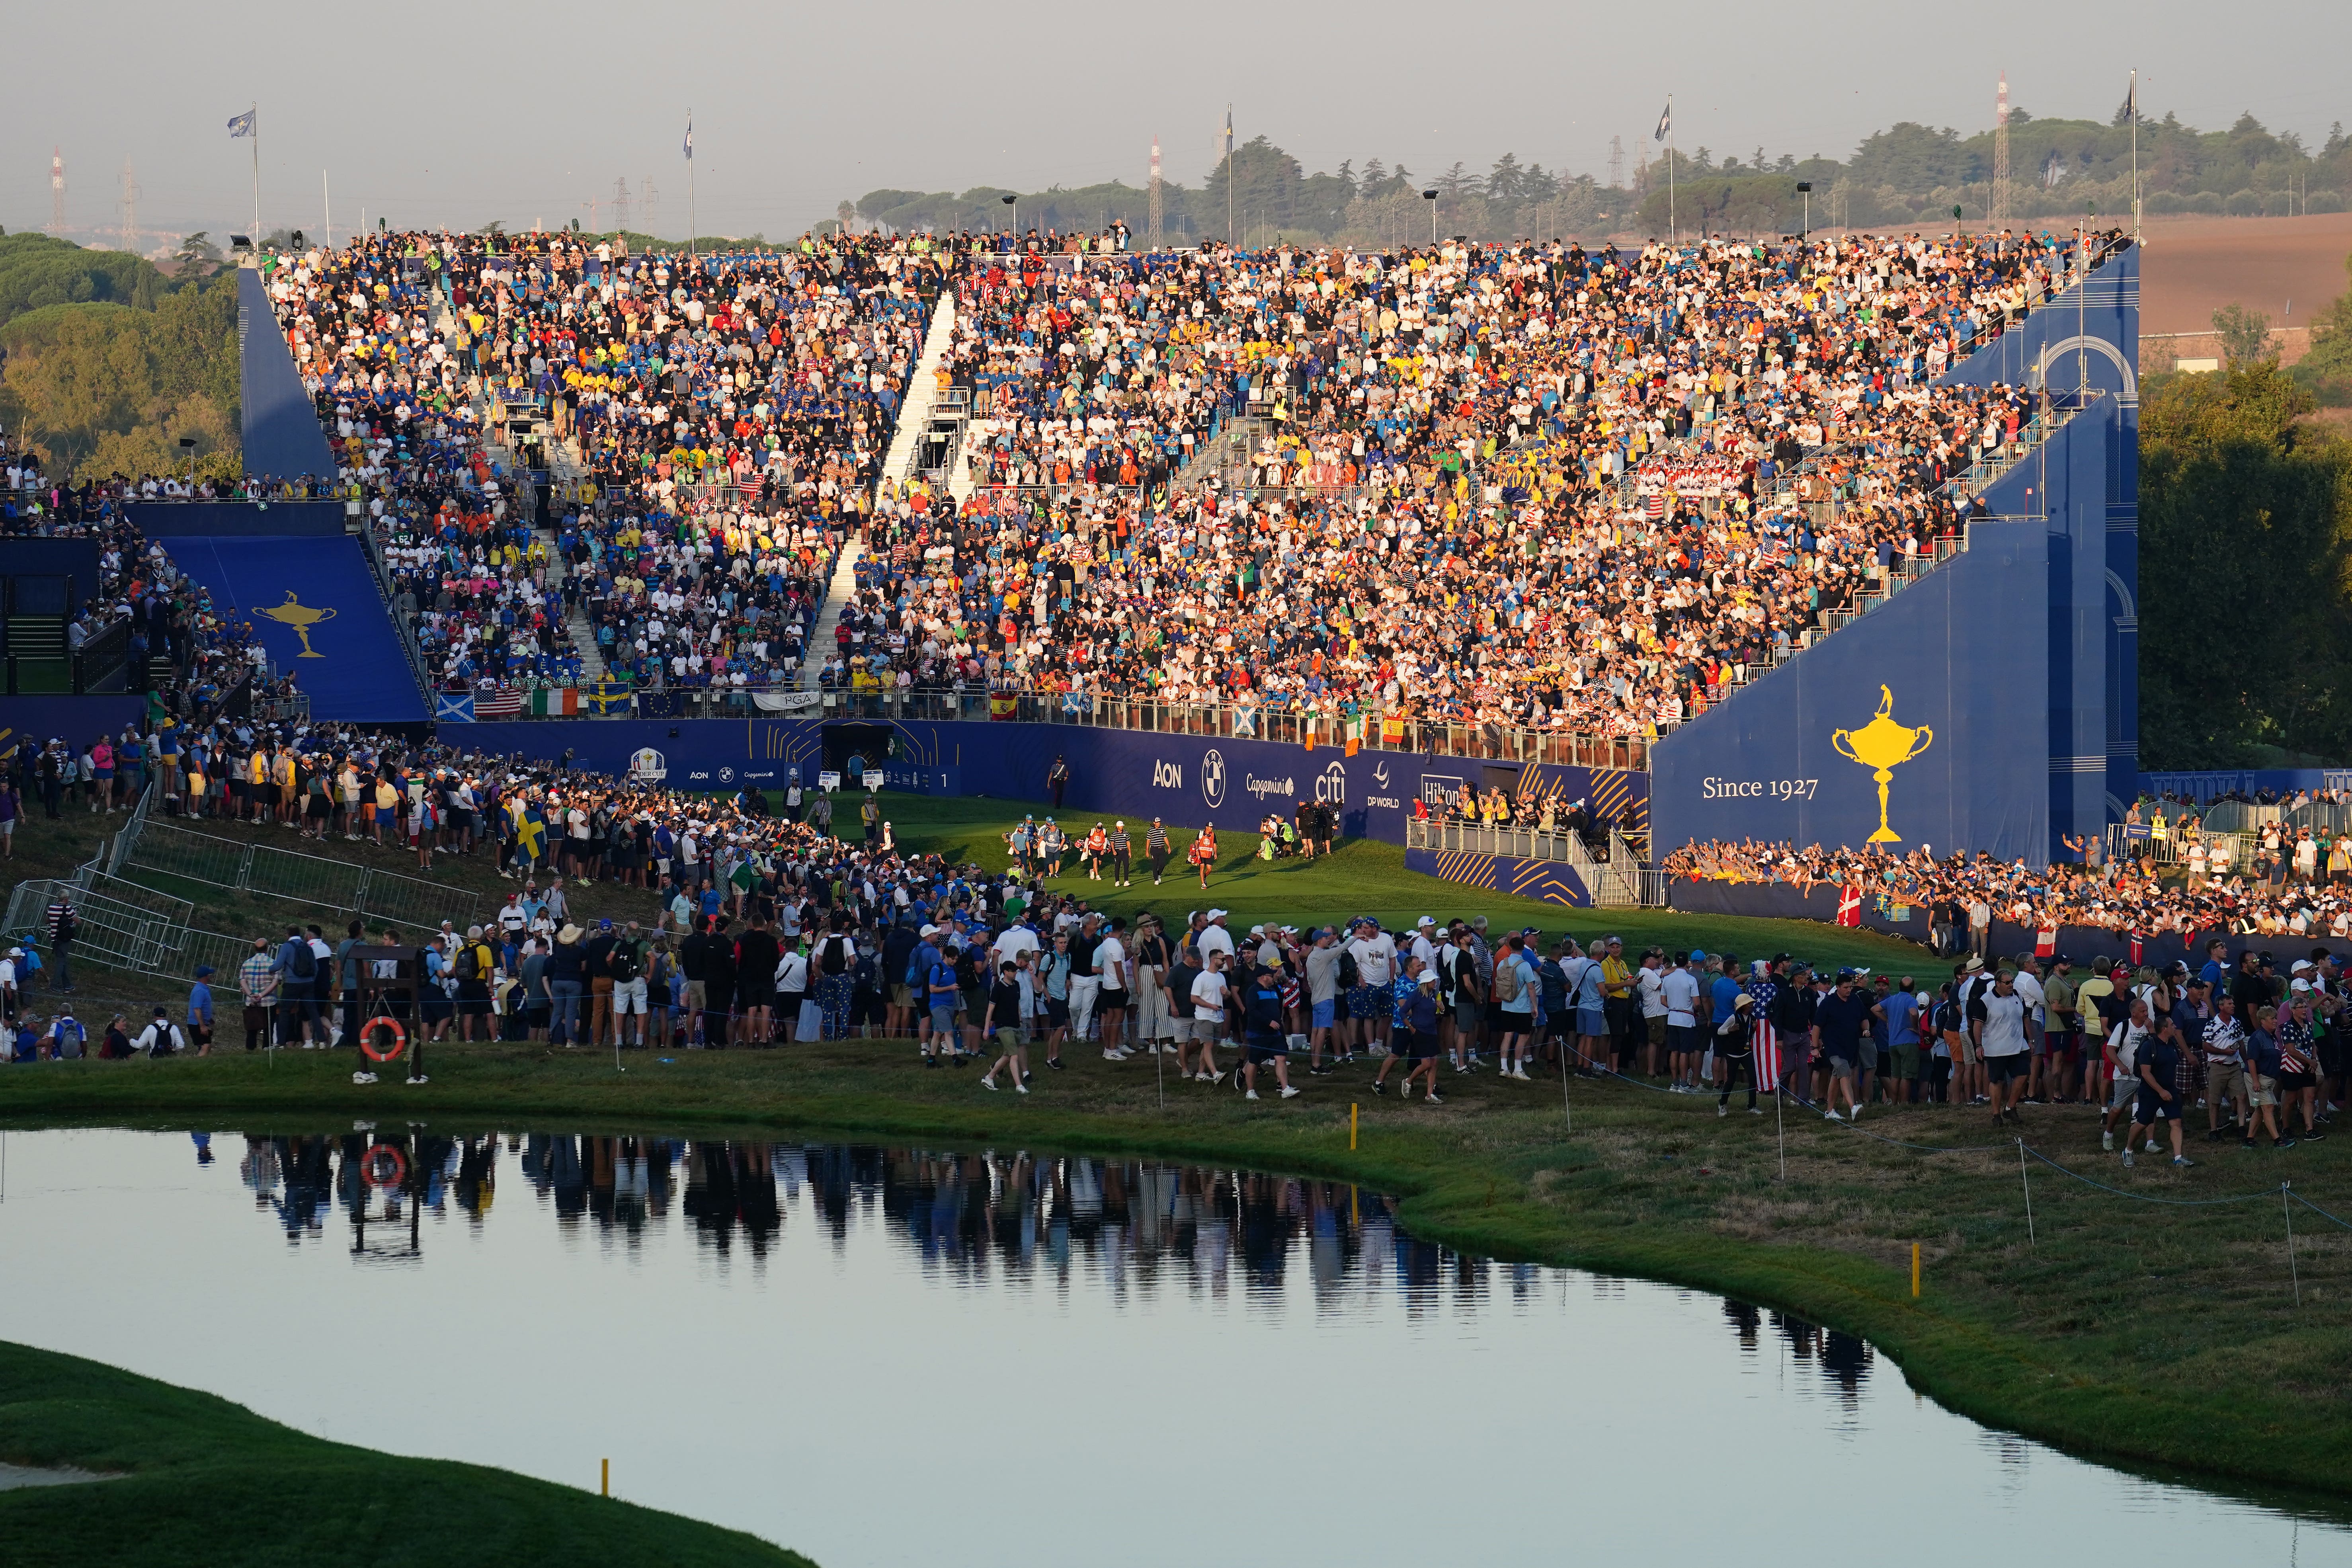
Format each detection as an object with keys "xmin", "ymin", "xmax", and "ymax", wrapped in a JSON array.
[
  {"xmin": 1201, "ymin": 748, "xmax": 1227, "ymax": 808},
  {"xmin": 718, "ymin": 766, "xmax": 735, "ymax": 784}
]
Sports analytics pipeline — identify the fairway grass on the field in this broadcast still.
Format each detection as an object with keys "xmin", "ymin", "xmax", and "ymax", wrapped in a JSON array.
[{"xmin": 0, "ymin": 1339, "xmax": 812, "ymax": 1567}]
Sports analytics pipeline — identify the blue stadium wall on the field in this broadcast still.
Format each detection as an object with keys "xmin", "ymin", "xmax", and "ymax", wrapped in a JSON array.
[
  {"xmin": 0, "ymin": 695, "xmax": 148, "ymax": 754},
  {"xmin": 1650, "ymin": 246, "xmax": 2137, "ymax": 864},
  {"xmin": 237, "ymin": 266, "xmax": 336, "ymax": 483},
  {"xmin": 1940, "ymin": 244, "xmax": 2140, "ymax": 828},
  {"xmin": 458, "ymin": 717, "xmax": 1647, "ymax": 849},
  {"xmin": 164, "ymin": 532, "xmax": 427, "ymax": 723}
]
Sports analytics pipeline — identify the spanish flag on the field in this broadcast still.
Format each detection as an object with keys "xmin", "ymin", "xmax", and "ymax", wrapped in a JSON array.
[{"xmin": 988, "ymin": 691, "xmax": 1018, "ymax": 721}]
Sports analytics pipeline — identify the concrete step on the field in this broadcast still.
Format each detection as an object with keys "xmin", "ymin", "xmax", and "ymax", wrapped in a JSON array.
[
  {"xmin": 801, "ymin": 540, "xmax": 866, "ymax": 688},
  {"xmin": 879, "ymin": 293, "xmax": 959, "ymax": 495}
]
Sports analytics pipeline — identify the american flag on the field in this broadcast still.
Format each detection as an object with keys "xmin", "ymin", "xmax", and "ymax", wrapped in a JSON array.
[
  {"xmin": 475, "ymin": 685, "xmax": 524, "ymax": 718},
  {"xmin": 1749, "ymin": 977, "xmax": 1782, "ymax": 1085}
]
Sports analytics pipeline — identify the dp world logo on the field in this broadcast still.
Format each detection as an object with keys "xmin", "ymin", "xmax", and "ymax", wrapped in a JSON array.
[{"xmin": 1201, "ymin": 748, "xmax": 1227, "ymax": 808}]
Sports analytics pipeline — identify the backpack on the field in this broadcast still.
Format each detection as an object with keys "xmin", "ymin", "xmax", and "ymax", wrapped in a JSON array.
[
  {"xmin": 456, "ymin": 945, "xmax": 481, "ymax": 982},
  {"xmin": 1337, "ymin": 949, "xmax": 1361, "ymax": 990},
  {"xmin": 610, "ymin": 941, "xmax": 640, "ymax": 983},
  {"xmin": 289, "ymin": 942, "xmax": 318, "ymax": 983},
  {"xmin": 820, "ymin": 935, "xmax": 849, "ymax": 976},
  {"xmin": 1493, "ymin": 953, "xmax": 1524, "ymax": 1004}
]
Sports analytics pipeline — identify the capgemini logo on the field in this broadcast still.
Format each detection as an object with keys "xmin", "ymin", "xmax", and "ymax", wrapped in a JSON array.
[{"xmin": 1201, "ymin": 748, "xmax": 1227, "ymax": 807}]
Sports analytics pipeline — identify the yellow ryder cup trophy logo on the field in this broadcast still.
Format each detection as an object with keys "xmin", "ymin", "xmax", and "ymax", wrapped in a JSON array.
[
  {"xmin": 256, "ymin": 591, "xmax": 337, "ymax": 658},
  {"xmin": 1832, "ymin": 685, "xmax": 1933, "ymax": 845}
]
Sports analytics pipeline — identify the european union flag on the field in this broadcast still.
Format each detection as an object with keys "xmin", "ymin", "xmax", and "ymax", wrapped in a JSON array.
[
  {"xmin": 435, "ymin": 693, "xmax": 477, "ymax": 723},
  {"xmin": 227, "ymin": 109, "xmax": 256, "ymax": 139}
]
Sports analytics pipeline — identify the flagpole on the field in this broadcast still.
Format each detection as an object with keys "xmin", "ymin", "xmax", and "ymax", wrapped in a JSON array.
[
  {"xmin": 2129, "ymin": 69, "xmax": 2140, "ymax": 240},
  {"xmin": 1667, "ymin": 96, "xmax": 1675, "ymax": 243},
  {"xmin": 323, "ymin": 170, "xmax": 332, "ymax": 250},
  {"xmin": 250, "ymin": 102, "xmax": 261, "ymax": 243},
  {"xmin": 686, "ymin": 109, "xmax": 697, "ymax": 260},
  {"xmin": 1226, "ymin": 107, "xmax": 1236, "ymax": 249}
]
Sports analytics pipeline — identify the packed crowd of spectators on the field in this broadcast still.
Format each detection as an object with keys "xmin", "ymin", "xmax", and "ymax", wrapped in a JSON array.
[
  {"xmin": 827, "ymin": 224, "xmax": 2122, "ymax": 738},
  {"xmin": 257, "ymin": 227, "xmax": 953, "ymax": 699},
  {"xmin": 1663, "ymin": 813, "xmax": 2352, "ymax": 943}
]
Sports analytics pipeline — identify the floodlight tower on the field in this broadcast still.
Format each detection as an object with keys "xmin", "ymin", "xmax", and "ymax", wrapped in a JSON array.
[
  {"xmin": 1992, "ymin": 73, "xmax": 2012, "ymax": 228},
  {"xmin": 49, "ymin": 148, "xmax": 66, "ymax": 235},
  {"xmin": 1148, "ymin": 135, "xmax": 1164, "ymax": 250}
]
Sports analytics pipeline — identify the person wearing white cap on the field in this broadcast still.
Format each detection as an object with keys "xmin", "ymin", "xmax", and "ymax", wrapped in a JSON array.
[{"xmin": 1196, "ymin": 909, "xmax": 1236, "ymax": 971}]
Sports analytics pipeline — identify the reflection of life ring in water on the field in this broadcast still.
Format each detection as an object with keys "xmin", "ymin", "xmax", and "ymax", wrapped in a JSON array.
[
  {"xmin": 358, "ymin": 1015, "xmax": 408, "ymax": 1063},
  {"xmin": 364, "ymin": 1144, "xmax": 407, "ymax": 1189}
]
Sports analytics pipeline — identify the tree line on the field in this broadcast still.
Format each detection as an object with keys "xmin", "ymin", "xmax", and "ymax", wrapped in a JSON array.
[
  {"xmin": 2140, "ymin": 252, "xmax": 2352, "ymax": 766},
  {"xmin": 0, "ymin": 230, "xmax": 241, "ymax": 484},
  {"xmin": 835, "ymin": 107, "xmax": 2351, "ymax": 247}
]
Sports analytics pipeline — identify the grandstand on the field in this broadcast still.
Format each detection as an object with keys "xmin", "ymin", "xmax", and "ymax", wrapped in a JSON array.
[{"xmin": 150, "ymin": 220, "xmax": 2142, "ymax": 907}]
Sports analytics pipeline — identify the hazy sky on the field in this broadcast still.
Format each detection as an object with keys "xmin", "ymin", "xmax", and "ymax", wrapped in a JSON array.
[{"xmin": 8, "ymin": 0, "xmax": 2343, "ymax": 250}]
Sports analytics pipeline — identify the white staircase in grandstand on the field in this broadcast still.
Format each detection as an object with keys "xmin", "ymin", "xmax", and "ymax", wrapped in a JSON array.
[
  {"xmin": 878, "ymin": 293, "xmax": 958, "ymax": 495},
  {"xmin": 800, "ymin": 541, "xmax": 865, "ymax": 688},
  {"xmin": 946, "ymin": 419, "xmax": 984, "ymax": 507},
  {"xmin": 536, "ymin": 525, "xmax": 608, "ymax": 683}
]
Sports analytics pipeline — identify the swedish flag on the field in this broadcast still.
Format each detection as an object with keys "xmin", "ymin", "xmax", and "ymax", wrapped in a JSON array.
[
  {"xmin": 516, "ymin": 807, "xmax": 547, "ymax": 863},
  {"xmin": 583, "ymin": 680, "xmax": 634, "ymax": 715}
]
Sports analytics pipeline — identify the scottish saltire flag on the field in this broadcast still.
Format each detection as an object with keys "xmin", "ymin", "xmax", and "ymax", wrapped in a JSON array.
[
  {"xmin": 683, "ymin": 118, "xmax": 693, "ymax": 160},
  {"xmin": 227, "ymin": 109, "xmax": 256, "ymax": 139},
  {"xmin": 1654, "ymin": 103, "xmax": 1671, "ymax": 142},
  {"xmin": 435, "ymin": 692, "xmax": 476, "ymax": 723}
]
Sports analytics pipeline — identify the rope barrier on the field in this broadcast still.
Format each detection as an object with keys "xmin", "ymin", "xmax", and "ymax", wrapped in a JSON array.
[
  {"xmin": 2019, "ymin": 1143, "xmax": 2301, "ymax": 1208},
  {"xmin": 2286, "ymin": 1188, "xmax": 2352, "ymax": 1234}
]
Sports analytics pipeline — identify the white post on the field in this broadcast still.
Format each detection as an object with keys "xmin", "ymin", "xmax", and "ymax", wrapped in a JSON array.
[
  {"xmin": 323, "ymin": 170, "xmax": 332, "ymax": 249},
  {"xmin": 250, "ymin": 102, "xmax": 262, "ymax": 243}
]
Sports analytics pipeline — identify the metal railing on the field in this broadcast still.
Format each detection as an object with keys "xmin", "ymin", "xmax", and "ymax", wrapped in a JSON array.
[
  {"xmin": 117, "ymin": 818, "xmax": 482, "ymax": 933},
  {"xmin": 1403, "ymin": 818, "xmax": 1668, "ymax": 907},
  {"xmin": 4, "ymin": 874, "xmax": 191, "ymax": 978}
]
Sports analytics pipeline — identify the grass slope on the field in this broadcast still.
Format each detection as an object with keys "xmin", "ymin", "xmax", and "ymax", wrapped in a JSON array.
[
  {"xmin": 10, "ymin": 789, "xmax": 1930, "ymax": 1036},
  {"xmin": 6, "ymin": 1042, "xmax": 2349, "ymax": 1511},
  {"xmin": 0, "ymin": 1339, "xmax": 811, "ymax": 1567}
]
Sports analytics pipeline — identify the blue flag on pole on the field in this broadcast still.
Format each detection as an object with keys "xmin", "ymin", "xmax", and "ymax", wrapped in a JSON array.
[
  {"xmin": 1653, "ymin": 103, "xmax": 1671, "ymax": 142},
  {"xmin": 683, "ymin": 117, "xmax": 693, "ymax": 160},
  {"xmin": 227, "ymin": 109, "xmax": 256, "ymax": 139}
]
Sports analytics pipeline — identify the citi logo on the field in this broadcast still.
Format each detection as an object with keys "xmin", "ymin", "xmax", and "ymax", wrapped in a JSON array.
[{"xmin": 1315, "ymin": 761, "xmax": 1348, "ymax": 804}]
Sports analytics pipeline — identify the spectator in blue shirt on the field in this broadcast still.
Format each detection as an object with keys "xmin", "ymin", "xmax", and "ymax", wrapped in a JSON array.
[{"xmin": 187, "ymin": 965, "xmax": 216, "ymax": 1057}]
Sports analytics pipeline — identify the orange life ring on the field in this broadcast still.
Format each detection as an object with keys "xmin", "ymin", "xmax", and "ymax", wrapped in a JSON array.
[
  {"xmin": 364, "ymin": 1144, "xmax": 408, "ymax": 1189},
  {"xmin": 359, "ymin": 1015, "xmax": 408, "ymax": 1063}
]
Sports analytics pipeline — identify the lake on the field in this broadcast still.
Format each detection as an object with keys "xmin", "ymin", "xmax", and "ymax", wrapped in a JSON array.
[{"xmin": 1, "ymin": 1127, "xmax": 2344, "ymax": 1566}]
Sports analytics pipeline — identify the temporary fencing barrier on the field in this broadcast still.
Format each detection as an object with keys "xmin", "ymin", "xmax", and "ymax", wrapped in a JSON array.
[{"xmin": 119, "ymin": 818, "xmax": 481, "ymax": 933}]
